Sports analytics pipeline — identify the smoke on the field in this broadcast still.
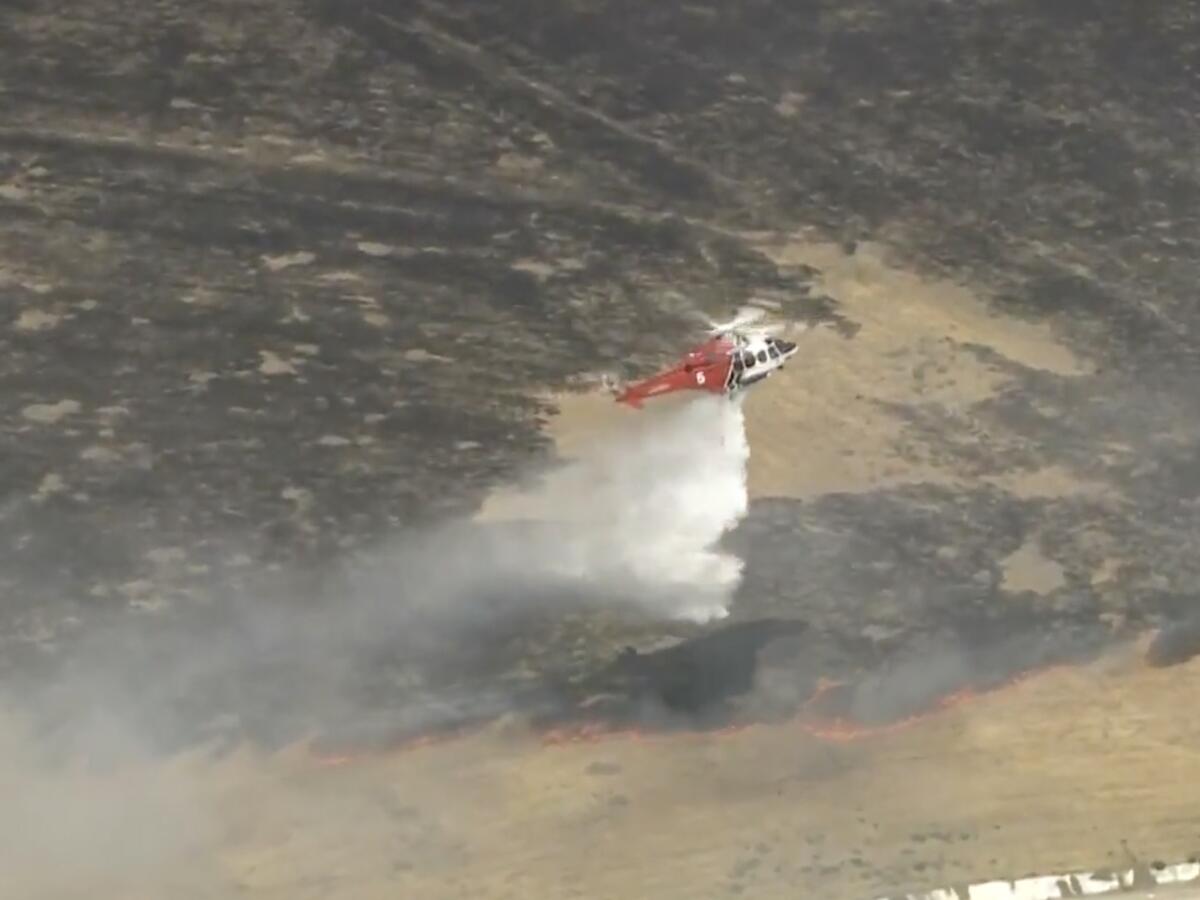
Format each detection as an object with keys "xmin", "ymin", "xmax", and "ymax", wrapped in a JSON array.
[
  {"xmin": 470, "ymin": 392, "xmax": 751, "ymax": 622},
  {"xmin": 826, "ymin": 645, "xmax": 976, "ymax": 726},
  {"xmin": 767, "ymin": 622, "xmax": 1119, "ymax": 731},
  {"xmin": 0, "ymin": 703, "xmax": 228, "ymax": 899}
]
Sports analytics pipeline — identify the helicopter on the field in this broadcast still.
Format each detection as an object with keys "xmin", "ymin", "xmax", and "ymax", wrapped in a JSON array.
[{"xmin": 606, "ymin": 307, "xmax": 799, "ymax": 409}]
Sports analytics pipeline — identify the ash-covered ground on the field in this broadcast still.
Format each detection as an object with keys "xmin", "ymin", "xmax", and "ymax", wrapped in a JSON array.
[{"xmin": 4, "ymin": 0, "xmax": 1200, "ymax": 786}]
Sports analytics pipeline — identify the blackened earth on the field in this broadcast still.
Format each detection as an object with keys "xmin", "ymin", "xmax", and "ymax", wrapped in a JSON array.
[{"xmin": 3, "ymin": 1, "xmax": 1200, "ymax": 754}]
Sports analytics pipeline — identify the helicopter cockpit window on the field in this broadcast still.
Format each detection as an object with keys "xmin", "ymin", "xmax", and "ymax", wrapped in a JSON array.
[{"xmin": 768, "ymin": 344, "xmax": 780, "ymax": 359}]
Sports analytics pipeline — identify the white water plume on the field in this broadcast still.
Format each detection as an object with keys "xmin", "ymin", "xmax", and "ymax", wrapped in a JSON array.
[{"xmin": 476, "ymin": 392, "xmax": 751, "ymax": 622}]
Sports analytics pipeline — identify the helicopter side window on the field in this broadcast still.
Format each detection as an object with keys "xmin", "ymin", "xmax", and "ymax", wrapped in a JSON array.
[
  {"xmin": 757, "ymin": 350, "xmax": 768, "ymax": 364},
  {"xmin": 742, "ymin": 352, "xmax": 755, "ymax": 368}
]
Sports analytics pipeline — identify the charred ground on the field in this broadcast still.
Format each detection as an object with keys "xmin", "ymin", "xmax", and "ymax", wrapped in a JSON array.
[{"xmin": 3, "ymin": 2, "xmax": 1200, "ymax": 763}]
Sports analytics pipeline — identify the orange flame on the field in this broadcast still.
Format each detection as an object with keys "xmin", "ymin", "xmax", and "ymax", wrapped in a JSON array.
[
  {"xmin": 306, "ymin": 662, "xmax": 1076, "ymax": 768},
  {"xmin": 310, "ymin": 725, "xmax": 474, "ymax": 768}
]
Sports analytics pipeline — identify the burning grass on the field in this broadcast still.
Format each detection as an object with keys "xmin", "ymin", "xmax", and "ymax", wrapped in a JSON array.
[{"xmin": 308, "ymin": 656, "xmax": 1082, "ymax": 768}]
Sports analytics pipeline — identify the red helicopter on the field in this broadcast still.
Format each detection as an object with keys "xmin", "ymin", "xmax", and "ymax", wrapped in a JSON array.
[{"xmin": 607, "ymin": 308, "xmax": 799, "ymax": 408}]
